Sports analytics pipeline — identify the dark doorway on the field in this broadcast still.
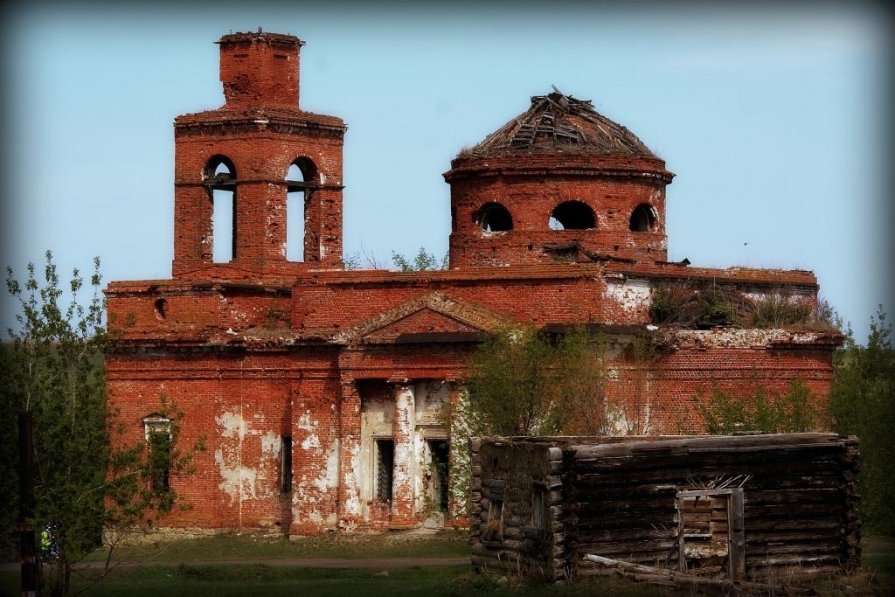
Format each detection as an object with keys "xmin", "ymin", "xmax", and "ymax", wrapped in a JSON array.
[
  {"xmin": 428, "ymin": 439, "xmax": 450, "ymax": 513},
  {"xmin": 376, "ymin": 439, "xmax": 394, "ymax": 503}
]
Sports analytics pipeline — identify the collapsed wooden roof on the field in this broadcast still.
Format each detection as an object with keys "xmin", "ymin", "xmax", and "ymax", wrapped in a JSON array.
[{"xmin": 461, "ymin": 88, "xmax": 659, "ymax": 159}]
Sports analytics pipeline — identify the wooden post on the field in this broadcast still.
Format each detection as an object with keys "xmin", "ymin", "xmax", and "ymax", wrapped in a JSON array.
[
  {"xmin": 728, "ymin": 488, "xmax": 745, "ymax": 581},
  {"xmin": 675, "ymin": 492, "xmax": 685, "ymax": 573},
  {"xmin": 19, "ymin": 411, "xmax": 38, "ymax": 596}
]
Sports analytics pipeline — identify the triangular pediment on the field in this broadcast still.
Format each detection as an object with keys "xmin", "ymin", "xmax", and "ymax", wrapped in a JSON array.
[
  {"xmin": 177, "ymin": 264, "xmax": 266, "ymax": 281},
  {"xmin": 336, "ymin": 292, "xmax": 515, "ymax": 345}
]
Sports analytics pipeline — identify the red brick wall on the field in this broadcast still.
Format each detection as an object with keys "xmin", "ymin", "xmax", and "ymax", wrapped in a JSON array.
[
  {"xmin": 106, "ymin": 336, "xmax": 836, "ymax": 534},
  {"xmin": 605, "ymin": 346, "xmax": 836, "ymax": 435},
  {"xmin": 218, "ymin": 32, "xmax": 302, "ymax": 109},
  {"xmin": 446, "ymin": 154, "xmax": 671, "ymax": 267}
]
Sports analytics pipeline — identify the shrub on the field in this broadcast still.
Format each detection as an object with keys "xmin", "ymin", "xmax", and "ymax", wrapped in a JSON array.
[
  {"xmin": 749, "ymin": 292, "xmax": 813, "ymax": 328},
  {"xmin": 830, "ymin": 308, "xmax": 895, "ymax": 533},
  {"xmin": 697, "ymin": 288, "xmax": 740, "ymax": 327},
  {"xmin": 697, "ymin": 379, "xmax": 820, "ymax": 434},
  {"xmin": 648, "ymin": 286, "xmax": 688, "ymax": 324},
  {"xmin": 649, "ymin": 284, "xmax": 743, "ymax": 328}
]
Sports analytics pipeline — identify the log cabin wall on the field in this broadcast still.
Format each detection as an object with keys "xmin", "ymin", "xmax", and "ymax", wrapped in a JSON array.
[
  {"xmin": 471, "ymin": 433, "xmax": 860, "ymax": 585},
  {"xmin": 468, "ymin": 438, "xmax": 567, "ymax": 580}
]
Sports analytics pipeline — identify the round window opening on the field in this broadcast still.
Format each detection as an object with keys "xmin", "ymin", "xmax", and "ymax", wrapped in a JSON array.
[
  {"xmin": 629, "ymin": 204, "xmax": 657, "ymax": 232},
  {"xmin": 549, "ymin": 201, "xmax": 596, "ymax": 230},
  {"xmin": 476, "ymin": 203, "xmax": 513, "ymax": 233}
]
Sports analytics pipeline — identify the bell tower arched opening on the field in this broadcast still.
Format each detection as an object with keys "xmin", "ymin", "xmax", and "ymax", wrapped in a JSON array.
[
  {"xmin": 286, "ymin": 159, "xmax": 317, "ymax": 262},
  {"xmin": 205, "ymin": 156, "xmax": 237, "ymax": 263}
]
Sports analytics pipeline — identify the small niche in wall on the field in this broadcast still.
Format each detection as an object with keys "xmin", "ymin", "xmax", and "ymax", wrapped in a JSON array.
[
  {"xmin": 154, "ymin": 298, "xmax": 168, "ymax": 321},
  {"xmin": 281, "ymin": 435, "xmax": 292, "ymax": 493}
]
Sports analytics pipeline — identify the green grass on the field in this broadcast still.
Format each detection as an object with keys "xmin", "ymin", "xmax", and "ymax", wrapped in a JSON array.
[
  {"xmin": 83, "ymin": 530, "xmax": 470, "ymax": 563},
  {"xmin": 864, "ymin": 536, "xmax": 895, "ymax": 576},
  {"xmin": 0, "ymin": 565, "xmax": 667, "ymax": 597},
  {"xmin": 2, "ymin": 534, "xmax": 892, "ymax": 596}
]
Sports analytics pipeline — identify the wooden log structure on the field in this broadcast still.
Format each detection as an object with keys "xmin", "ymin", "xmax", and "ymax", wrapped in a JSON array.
[
  {"xmin": 469, "ymin": 433, "xmax": 860, "ymax": 585},
  {"xmin": 583, "ymin": 553, "xmax": 815, "ymax": 595}
]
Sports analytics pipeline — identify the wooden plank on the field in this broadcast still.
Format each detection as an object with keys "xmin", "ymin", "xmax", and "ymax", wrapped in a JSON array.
[
  {"xmin": 729, "ymin": 487, "xmax": 745, "ymax": 581},
  {"xmin": 678, "ymin": 488, "xmax": 736, "ymax": 497},
  {"xmin": 583, "ymin": 554, "xmax": 814, "ymax": 594},
  {"xmin": 571, "ymin": 433, "xmax": 844, "ymax": 459}
]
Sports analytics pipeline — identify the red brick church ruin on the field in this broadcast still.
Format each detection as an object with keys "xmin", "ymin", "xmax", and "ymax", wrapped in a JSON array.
[{"xmin": 105, "ymin": 31, "xmax": 840, "ymax": 536}]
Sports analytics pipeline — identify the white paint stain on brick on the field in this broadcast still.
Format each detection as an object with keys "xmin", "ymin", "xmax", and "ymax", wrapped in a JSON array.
[
  {"xmin": 605, "ymin": 278, "xmax": 652, "ymax": 317},
  {"xmin": 216, "ymin": 411, "xmax": 247, "ymax": 439},
  {"xmin": 343, "ymin": 442, "xmax": 362, "ymax": 517},
  {"xmin": 314, "ymin": 442, "xmax": 339, "ymax": 493},
  {"xmin": 292, "ymin": 440, "xmax": 339, "ymax": 527},
  {"xmin": 392, "ymin": 385, "xmax": 415, "ymax": 511},
  {"xmin": 214, "ymin": 447, "xmax": 258, "ymax": 505},
  {"xmin": 260, "ymin": 431, "xmax": 281, "ymax": 457},
  {"xmin": 674, "ymin": 328, "xmax": 826, "ymax": 349},
  {"xmin": 297, "ymin": 411, "xmax": 320, "ymax": 450}
]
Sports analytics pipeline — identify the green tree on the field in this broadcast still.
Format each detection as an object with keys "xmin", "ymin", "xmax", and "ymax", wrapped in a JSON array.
[
  {"xmin": 697, "ymin": 378, "xmax": 820, "ymax": 435},
  {"xmin": 0, "ymin": 343, "xmax": 19, "ymax": 560},
  {"xmin": 2, "ymin": 252, "xmax": 200, "ymax": 595},
  {"xmin": 464, "ymin": 327, "xmax": 608, "ymax": 436},
  {"xmin": 391, "ymin": 247, "xmax": 448, "ymax": 272},
  {"xmin": 830, "ymin": 308, "xmax": 895, "ymax": 533}
]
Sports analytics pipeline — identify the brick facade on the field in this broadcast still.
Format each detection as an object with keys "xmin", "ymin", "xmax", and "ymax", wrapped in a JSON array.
[{"xmin": 105, "ymin": 31, "xmax": 840, "ymax": 536}]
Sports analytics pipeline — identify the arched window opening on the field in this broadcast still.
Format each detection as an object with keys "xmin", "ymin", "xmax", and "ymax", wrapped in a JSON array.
[
  {"xmin": 204, "ymin": 156, "xmax": 236, "ymax": 188},
  {"xmin": 154, "ymin": 298, "xmax": 168, "ymax": 321},
  {"xmin": 286, "ymin": 158, "xmax": 317, "ymax": 262},
  {"xmin": 142, "ymin": 414, "xmax": 172, "ymax": 492},
  {"xmin": 205, "ymin": 157, "xmax": 236, "ymax": 263},
  {"xmin": 549, "ymin": 201, "xmax": 596, "ymax": 230},
  {"xmin": 476, "ymin": 203, "xmax": 513, "ymax": 233},
  {"xmin": 630, "ymin": 203, "xmax": 657, "ymax": 232}
]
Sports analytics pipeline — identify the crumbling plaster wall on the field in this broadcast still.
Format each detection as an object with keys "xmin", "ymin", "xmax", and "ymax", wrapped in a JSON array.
[{"xmin": 354, "ymin": 380, "xmax": 451, "ymax": 528}]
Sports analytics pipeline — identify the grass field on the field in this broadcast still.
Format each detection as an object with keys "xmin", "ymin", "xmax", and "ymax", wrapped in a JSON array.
[
  {"xmin": 82, "ymin": 530, "xmax": 471, "ymax": 563},
  {"xmin": 1, "ymin": 534, "xmax": 892, "ymax": 596}
]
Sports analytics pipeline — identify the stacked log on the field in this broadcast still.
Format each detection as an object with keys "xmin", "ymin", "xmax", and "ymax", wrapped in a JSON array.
[
  {"xmin": 470, "ymin": 433, "xmax": 860, "ymax": 586},
  {"xmin": 469, "ymin": 438, "xmax": 567, "ymax": 581},
  {"xmin": 566, "ymin": 434, "xmax": 860, "ymax": 583}
]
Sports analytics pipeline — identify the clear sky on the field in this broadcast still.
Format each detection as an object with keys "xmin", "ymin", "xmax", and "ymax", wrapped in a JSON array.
[{"xmin": 1, "ymin": 2, "xmax": 891, "ymax": 341}]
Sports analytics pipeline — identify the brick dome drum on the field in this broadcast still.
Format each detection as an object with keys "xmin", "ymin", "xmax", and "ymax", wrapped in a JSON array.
[{"xmin": 445, "ymin": 90, "xmax": 674, "ymax": 268}]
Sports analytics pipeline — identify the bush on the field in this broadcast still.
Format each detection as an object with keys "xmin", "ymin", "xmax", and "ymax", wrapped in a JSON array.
[
  {"xmin": 697, "ymin": 378, "xmax": 820, "ymax": 434},
  {"xmin": 830, "ymin": 308, "xmax": 895, "ymax": 533},
  {"xmin": 749, "ymin": 292, "xmax": 813, "ymax": 328},
  {"xmin": 648, "ymin": 286, "xmax": 688, "ymax": 324},
  {"xmin": 697, "ymin": 288, "xmax": 740, "ymax": 328},
  {"xmin": 464, "ymin": 326, "xmax": 609, "ymax": 436},
  {"xmin": 649, "ymin": 284, "xmax": 743, "ymax": 328}
]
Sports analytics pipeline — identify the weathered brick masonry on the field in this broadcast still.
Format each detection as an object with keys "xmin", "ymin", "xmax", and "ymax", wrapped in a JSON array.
[{"xmin": 105, "ymin": 31, "xmax": 841, "ymax": 536}]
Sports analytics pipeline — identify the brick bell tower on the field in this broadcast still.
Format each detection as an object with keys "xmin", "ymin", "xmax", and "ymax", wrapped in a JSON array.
[{"xmin": 172, "ymin": 31, "xmax": 347, "ymax": 278}]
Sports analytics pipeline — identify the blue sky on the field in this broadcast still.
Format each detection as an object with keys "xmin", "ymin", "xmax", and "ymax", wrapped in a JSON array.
[{"xmin": 1, "ymin": 3, "xmax": 891, "ymax": 340}]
